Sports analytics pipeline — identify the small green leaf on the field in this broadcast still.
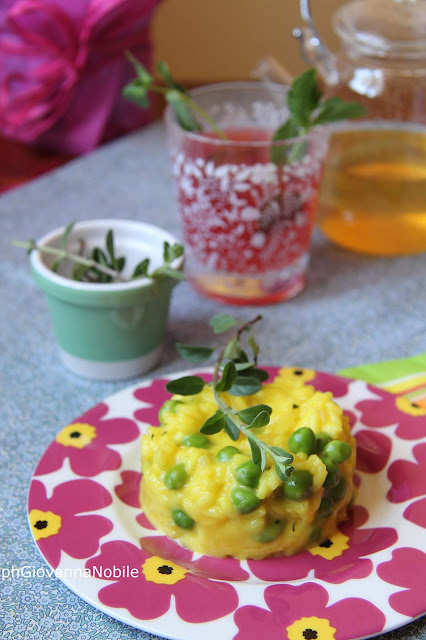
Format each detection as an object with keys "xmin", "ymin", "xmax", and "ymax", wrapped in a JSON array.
[
  {"xmin": 247, "ymin": 434, "xmax": 261, "ymax": 465},
  {"xmin": 132, "ymin": 258, "xmax": 150, "ymax": 278},
  {"xmin": 165, "ymin": 376, "xmax": 205, "ymax": 396},
  {"xmin": 200, "ymin": 410, "xmax": 225, "ymax": 434},
  {"xmin": 247, "ymin": 411, "xmax": 270, "ymax": 430},
  {"xmin": 157, "ymin": 60, "xmax": 188, "ymax": 94},
  {"xmin": 287, "ymin": 68, "xmax": 322, "ymax": 128},
  {"xmin": 271, "ymin": 119, "xmax": 301, "ymax": 165},
  {"xmin": 286, "ymin": 140, "xmax": 309, "ymax": 165},
  {"xmin": 248, "ymin": 332, "xmax": 259, "ymax": 361},
  {"xmin": 270, "ymin": 446, "xmax": 293, "ymax": 462},
  {"xmin": 260, "ymin": 447, "xmax": 267, "ymax": 472},
  {"xmin": 176, "ymin": 343, "xmax": 214, "ymax": 363},
  {"xmin": 62, "ymin": 222, "xmax": 75, "ymax": 251},
  {"xmin": 72, "ymin": 263, "xmax": 90, "ymax": 281},
  {"xmin": 224, "ymin": 416, "xmax": 240, "ymax": 441},
  {"xmin": 228, "ymin": 376, "xmax": 263, "ymax": 397},
  {"xmin": 215, "ymin": 361, "xmax": 237, "ymax": 392},
  {"xmin": 106, "ymin": 229, "xmax": 115, "ymax": 262},
  {"xmin": 313, "ymin": 97, "xmax": 367, "ymax": 126},
  {"xmin": 275, "ymin": 462, "xmax": 293, "ymax": 482},
  {"xmin": 243, "ymin": 367, "xmax": 269, "ymax": 382},
  {"xmin": 165, "ymin": 90, "xmax": 202, "ymax": 132},
  {"xmin": 126, "ymin": 52, "xmax": 153, "ymax": 86},
  {"xmin": 238, "ymin": 404, "xmax": 272, "ymax": 424},
  {"xmin": 209, "ymin": 314, "xmax": 237, "ymax": 334},
  {"xmin": 122, "ymin": 81, "xmax": 150, "ymax": 108},
  {"xmin": 223, "ymin": 337, "xmax": 243, "ymax": 361}
]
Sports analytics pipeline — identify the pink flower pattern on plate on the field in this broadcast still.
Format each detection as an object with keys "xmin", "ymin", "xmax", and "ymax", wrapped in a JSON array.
[
  {"xmin": 355, "ymin": 429, "xmax": 393, "ymax": 473},
  {"xmin": 34, "ymin": 403, "xmax": 140, "ymax": 477},
  {"xmin": 356, "ymin": 387, "xmax": 426, "ymax": 439},
  {"xmin": 140, "ymin": 534, "xmax": 250, "ymax": 582},
  {"xmin": 377, "ymin": 547, "xmax": 426, "ymax": 618},
  {"xmin": 312, "ymin": 372, "xmax": 351, "ymax": 397},
  {"xmin": 247, "ymin": 506, "xmax": 398, "ymax": 584},
  {"xmin": 114, "ymin": 469, "xmax": 154, "ymax": 529},
  {"xmin": 233, "ymin": 582, "xmax": 386, "ymax": 640},
  {"xmin": 133, "ymin": 374, "xmax": 213, "ymax": 425},
  {"xmin": 28, "ymin": 478, "xmax": 113, "ymax": 569},
  {"xmin": 85, "ymin": 540, "xmax": 240, "ymax": 622},
  {"xmin": 387, "ymin": 443, "xmax": 426, "ymax": 503}
]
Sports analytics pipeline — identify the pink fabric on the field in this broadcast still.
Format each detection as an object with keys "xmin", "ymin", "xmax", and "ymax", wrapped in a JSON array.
[{"xmin": 0, "ymin": 0, "xmax": 160, "ymax": 154}]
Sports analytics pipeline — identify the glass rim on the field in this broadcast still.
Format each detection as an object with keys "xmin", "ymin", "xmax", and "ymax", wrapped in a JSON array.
[{"xmin": 164, "ymin": 80, "xmax": 329, "ymax": 147}]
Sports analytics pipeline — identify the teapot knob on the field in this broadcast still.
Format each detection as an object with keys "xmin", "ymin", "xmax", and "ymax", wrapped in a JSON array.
[{"xmin": 293, "ymin": 0, "xmax": 339, "ymax": 86}]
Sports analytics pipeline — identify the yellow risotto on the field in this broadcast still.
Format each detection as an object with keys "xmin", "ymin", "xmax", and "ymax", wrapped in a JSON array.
[{"xmin": 140, "ymin": 368, "xmax": 356, "ymax": 559}]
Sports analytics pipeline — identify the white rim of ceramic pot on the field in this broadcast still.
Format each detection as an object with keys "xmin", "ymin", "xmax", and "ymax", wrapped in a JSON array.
[{"xmin": 30, "ymin": 219, "xmax": 183, "ymax": 292}]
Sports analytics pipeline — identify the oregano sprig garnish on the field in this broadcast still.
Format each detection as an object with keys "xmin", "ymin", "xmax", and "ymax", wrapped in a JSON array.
[
  {"xmin": 166, "ymin": 314, "xmax": 294, "ymax": 481},
  {"xmin": 13, "ymin": 222, "xmax": 185, "ymax": 283},
  {"xmin": 123, "ymin": 53, "xmax": 228, "ymax": 140}
]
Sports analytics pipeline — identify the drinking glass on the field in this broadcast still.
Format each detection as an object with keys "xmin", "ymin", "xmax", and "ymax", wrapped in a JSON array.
[{"xmin": 165, "ymin": 82, "xmax": 329, "ymax": 305}]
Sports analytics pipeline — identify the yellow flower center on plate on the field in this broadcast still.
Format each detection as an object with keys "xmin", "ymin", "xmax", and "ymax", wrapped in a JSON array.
[
  {"xmin": 142, "ymin": 556, "xmax": 188, "ymax": 585},
  {"xmin": 287, "ymin": 616, "xmax": 337, "ymax": 640},
  {"xmin": 29, "ymin": 509, "xmax": 62, "ymax": 540},
  {"xmin": 56, "ymin": 423, "xmax": 97, "ymax": 448}
]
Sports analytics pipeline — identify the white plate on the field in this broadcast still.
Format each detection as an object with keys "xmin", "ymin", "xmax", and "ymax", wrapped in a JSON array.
[{"xmin": 28, "ymin": 367, "xmax": 426, "ymax": 640}]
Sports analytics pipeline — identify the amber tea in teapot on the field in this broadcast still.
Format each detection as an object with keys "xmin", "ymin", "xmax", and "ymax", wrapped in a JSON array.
[{"xmin": 294, "ymin": 0, "xmax": 426, "ymax": 255}]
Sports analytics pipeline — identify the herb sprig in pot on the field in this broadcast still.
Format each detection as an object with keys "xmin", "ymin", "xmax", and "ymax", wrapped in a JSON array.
[{"xmin": 16, "ymin": 219, "xmax": 184, "ymax": 380}]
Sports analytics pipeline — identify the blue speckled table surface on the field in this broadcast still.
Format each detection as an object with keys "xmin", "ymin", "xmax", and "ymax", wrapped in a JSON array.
[{"xmin": 1, "ymin": 122, "xmax": 425, "ymax": 640}]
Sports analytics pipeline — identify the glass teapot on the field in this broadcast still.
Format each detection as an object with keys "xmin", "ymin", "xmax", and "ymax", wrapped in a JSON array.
[
  {"xmin": 293, "ymin": 0, "xmax": 426, "ymax": 257},
  {"xmin": 293, "ymin": 0, "xmax": 426, "ymax": 123}
]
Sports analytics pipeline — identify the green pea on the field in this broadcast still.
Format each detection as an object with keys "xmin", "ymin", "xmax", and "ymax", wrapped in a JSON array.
[
  {"xmin": 322, "ymin": 459, "xmax": 340, "ymax": 489},
  {"xmin": 234, "ymin": 460, "xmax": 262, "ymax": 488},
  {"xmin": 230, "ymin": 487, "xmax": 261, "ymax": 514},
  {"xmin": 158, "ymin": 399, "xmax": 182, "ymax": 423},
  {"xmin": 163, "ymin": 463, "xmax": 188, "ymax": 490},
  {"xmin": 315, "ymin": 432, "xmax": 332, "ymax": 454},
  {"xmin": 282, "ymin": 470, "xmax": 313, "ymax": 501},
  {"xmin": 329, "ymin": 477, "xmax": 347, "ymax": 503},
  {"xmin": 317, "ymin": 497, "xmax": 333, "ymax": 519},
  {"xmin": 256, "ymin": 519, "xmax": 284, "ymax": 542},
  {"xmin": 172, "ymin": 508, "xmax": 195, "ymax": 529},
  {"xmin": 181, "ymin": 433, "xmax": 210, "ymax": 449},
  {"xmin": 288, "ymin": 427, "xmax": 316, "ymax": 456},
  {"xmin": 323, "ymin": 440, "xmax": 352, "ymax": 464},
  {"xmin": 216, "ymin": 446, "xmax": 241, "ymax": 461}
]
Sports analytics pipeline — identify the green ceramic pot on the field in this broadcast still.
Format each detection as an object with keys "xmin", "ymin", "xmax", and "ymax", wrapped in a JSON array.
[{"xmin": 30, "ymin": 219, "xmax": 183, "ymax": 380}]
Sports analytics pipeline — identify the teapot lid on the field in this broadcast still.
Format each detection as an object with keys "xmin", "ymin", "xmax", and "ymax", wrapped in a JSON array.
[{"xmin": 333, "ymin": 0, "xmax": 426, "ymax": 59}]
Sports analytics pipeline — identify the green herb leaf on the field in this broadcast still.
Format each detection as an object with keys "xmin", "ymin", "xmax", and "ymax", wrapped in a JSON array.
[
  {"xmin": 238, "ymin": 404, "xmax": 272, "ymax": 424},
  {"xmin": 247, "ymin": 411, "xmax": 270, "ymax": 429},
  {"xmin": 165, "ymin": 376, "xmax": 205, "ymax": 396},
  {"xmin": 200, "ymin": 410, "xmax": 225, "ymax": 434},
  {"xmin": 176, "ymin": 343, "xmax": 214, "ymax": 363},
  {"xmin": 247, "ymin": 434, "xmax": 261, "ymax": 465},
  {"xmin": 165, "ymin": 89, "xmax": 202, "ymax": 132},
  {"xmin": 132, "ymin": 258, "xmax": 150, "ymax": 278},
  {"xmin": 270, "ymin": 446, "xmax": 293, "ymax": 462},
  {"xmin": 209, "ymin": 314, "xmax": 237, "ymax": 334},
  {"xmin": 215, "ymin": 360, "xmax": 237, "ymax": 392},
  {"xmin": 157, "ymin": 60, "xmax": 188, "ymax": 94},
  {"xmin": 224, "ymin": 416, "xmax": 240, "ymax": 441},
  {"xmin": 62, "ymin": 222, "xmax": 75, "ymax": 252},
  {"xmin": 313, "ymin": 97, "xmax": 367, "ymax": 126},
  {"xmin": 122, "ymin": 81, "xmax": 150, "ymax": 108},
  {"xmin": 228, "ymin": 375, "xmax": 263, "ymax": 397},
  {"xmin": 126, "ymin": 52, "xmax": 153, "ymax": 86},
  {"xmin": 287, "ymin": 68, "xmax": 322, "ymax": 128},
  {"xmin": 275, "ymin": 462, "xmax": 294, "ymax": 481}
]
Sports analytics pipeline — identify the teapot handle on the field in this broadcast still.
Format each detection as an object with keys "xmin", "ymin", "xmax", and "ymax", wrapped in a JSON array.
[{"xmin": 293, "ymin": 0, "xmax": 339, "ymax": 85}]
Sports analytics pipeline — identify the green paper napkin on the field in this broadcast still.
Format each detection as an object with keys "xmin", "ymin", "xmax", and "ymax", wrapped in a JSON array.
[{"xmin": 339, "ymin": 354, "xmax": 426, "ymax": 407}]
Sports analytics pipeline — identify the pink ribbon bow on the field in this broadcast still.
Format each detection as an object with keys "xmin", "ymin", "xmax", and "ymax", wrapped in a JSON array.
[{"xmin": 0, "ymin": 0, "xmax": 160, "ymax": 154}]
